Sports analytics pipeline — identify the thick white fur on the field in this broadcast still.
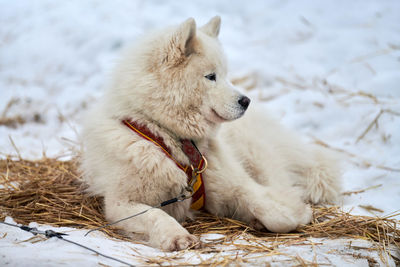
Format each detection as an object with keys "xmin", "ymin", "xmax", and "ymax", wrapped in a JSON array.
[{"xmin": 81, "ymin": 16, "xmax": 341, "ymax": 251}]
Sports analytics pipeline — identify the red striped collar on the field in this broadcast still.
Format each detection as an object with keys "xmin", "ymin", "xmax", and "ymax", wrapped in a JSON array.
[{"xmin": 122, "ymin": 119, "xmax": 206, "ymax": 211}]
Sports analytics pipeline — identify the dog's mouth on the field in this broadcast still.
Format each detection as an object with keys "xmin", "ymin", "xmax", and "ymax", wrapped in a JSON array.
[
  {"xmin": 207, "ymin": 106, "xmax": 247, "ymax": 124},
  {"xmin": 211, "ymin": 109, "xmax": 228, "ymax": 122},
  {"xmin": 209, "ymin": 108, "xmax": 247, "ymax": 124}
]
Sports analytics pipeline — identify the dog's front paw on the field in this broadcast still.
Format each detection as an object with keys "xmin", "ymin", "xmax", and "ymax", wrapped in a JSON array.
[
  {"xmin": 163, "ymin": 233, "xmax": 201, "ymax": 251},
  {"xmin": 261, "ymin": 203, "xmax": 312, "ymax": 233},
  {"xmin": 252, "ymin": 189, "xmax": 312, "ymax": 233},
  {"xmin": 152, "ymin": 229, "xmax": 201, "ymax": 251}
]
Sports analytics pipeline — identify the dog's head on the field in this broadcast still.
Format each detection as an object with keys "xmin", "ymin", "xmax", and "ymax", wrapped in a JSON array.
[{"xmin": 112, "ymin": 16, "xmax": 250, "ymax": 139}]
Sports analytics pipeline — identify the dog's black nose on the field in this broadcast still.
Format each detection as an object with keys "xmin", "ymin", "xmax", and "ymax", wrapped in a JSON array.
[{"xmin": 238, "ymin": 96, "xmax": 251, "ymax": 110}]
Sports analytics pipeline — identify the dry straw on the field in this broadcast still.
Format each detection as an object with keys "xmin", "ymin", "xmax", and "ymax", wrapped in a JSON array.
[{"xmin": 1, "ymin": 157, "xmax": 399, "ymax": 264}]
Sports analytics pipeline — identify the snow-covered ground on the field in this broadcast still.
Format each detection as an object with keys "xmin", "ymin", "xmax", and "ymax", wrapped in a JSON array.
[{"xmin": 1, "ymin": 0, "xmax": 399, "ymax": 266}]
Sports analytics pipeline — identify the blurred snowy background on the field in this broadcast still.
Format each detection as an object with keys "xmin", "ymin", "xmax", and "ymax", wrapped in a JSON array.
[{"xmin": 1, "ymin": 0, "xmax": 399, "ymax": 265}]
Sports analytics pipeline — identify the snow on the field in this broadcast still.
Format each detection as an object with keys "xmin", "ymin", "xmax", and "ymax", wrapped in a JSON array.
[
  {"xmin": 1, "ymin": 217, "xmax": 397, "ymax": 266},
  {"xmin": 1, "ymin": 0, "xmax": 399, "ymax": 266}
]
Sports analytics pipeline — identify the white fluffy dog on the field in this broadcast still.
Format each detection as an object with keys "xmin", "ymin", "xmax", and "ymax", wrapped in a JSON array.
[{"xmin": 81, "ymin": 16, "xmax": 341, "ymax": 251}]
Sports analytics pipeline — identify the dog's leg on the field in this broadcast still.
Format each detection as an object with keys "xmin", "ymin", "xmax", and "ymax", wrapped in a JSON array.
[
  {"xmin": 242, "ymin": 183, "xmax": 313, "ymax": 232},
  {"xmin": 204, "ymin": 144, "xmax": 312, "ymax": 233},
  {"xmin": 83, "ymin": 121, "xmax": 201, "ymax": 251},
  {"xmin": 104, "ymin": 195, "xmax": 200, "ymax": 251},
  {"xmin": 244, "ymin": 142, "xmax": 341, "ymax": 205},
  {"xmin": 207, "ymin": 175, "xmax": 313, "ymax": 232},
  {"xmin": 218, "ymin": 108, "xmax": 341, "ymax": 205}
]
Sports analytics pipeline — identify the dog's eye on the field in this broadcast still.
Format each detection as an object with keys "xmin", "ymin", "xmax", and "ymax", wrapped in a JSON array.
[{"xmin": 205, "ymin": 73, "xmax": 216, "ymax": 81}]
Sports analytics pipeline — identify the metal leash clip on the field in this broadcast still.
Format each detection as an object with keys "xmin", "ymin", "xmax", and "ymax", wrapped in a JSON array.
[
  {"xmin": 44, "ymin": 229, "xmax": 68, "ymax": 238},
  {"xmin": 180, "ymin": 181, "xmax": 195, "ymax": 201},
  {"xmin": 20, "ymin": 226, "xmax": 68, "ymax": 238}
]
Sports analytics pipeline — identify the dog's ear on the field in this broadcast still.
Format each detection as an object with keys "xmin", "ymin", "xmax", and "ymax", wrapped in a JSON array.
[
  {"xmin": 165, "ymin": 18, "xmax": 196, "ymax": 64},
  {"xmin": 200, "ymin": 16, "xmax": 221, "ymax": 38}
]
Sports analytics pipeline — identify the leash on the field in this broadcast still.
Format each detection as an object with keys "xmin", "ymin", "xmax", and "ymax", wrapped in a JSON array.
[{"xmin": 0, "ymin": 221, "xmax": 135, "ymax": 267}]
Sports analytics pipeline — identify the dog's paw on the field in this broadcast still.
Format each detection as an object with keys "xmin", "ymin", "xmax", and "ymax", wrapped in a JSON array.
[
  {"xmin": 152, "ymin": 229, "xmax": 201, "ymax": 251},
  {"xmin": 252, "ymin": 189, "xmax": 312, "ymax": 233},
  {"xmin": 164, "ymin": 233, "xmax": 201, "ymax": 251},
  {"xmin": 261, "ymin": 203, "xmax": 312, "ymax": 233}
]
